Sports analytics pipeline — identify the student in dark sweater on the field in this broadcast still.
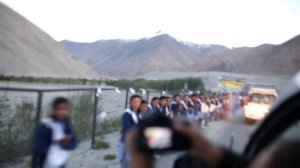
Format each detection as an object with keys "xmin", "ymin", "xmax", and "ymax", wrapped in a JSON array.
[
  {"xmin": 146, "ymin": 97, "xmax": 159, "ymax": 114},
  {"xmin": 171, "ymin": 94, "xmax": 181, "ymax": 116},
  {"xmin": 166, "ymin": 96, "xmax": 173, "ymax": 118},
  {"xmin": 32, "ymin": 97, "xmax": 78, "ymax": 168},
  {"xmin": 139, "ymin": 100, "xmax": 149, "ymax": 119},
  {"xmin": 156, "ymin": 96, "xmax": 168, "ymax": 116}
]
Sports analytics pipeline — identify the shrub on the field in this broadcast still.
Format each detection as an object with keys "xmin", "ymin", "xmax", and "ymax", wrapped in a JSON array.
[
  {"xmin": 0, "ymin": 97, "xmax": 35, "ymax": 163},
  {"xmin": 96, "ymin": 117, "xmax": 121, "ymax": 136},
  {"xmin": 0, "ymin": 75, "xmax": 205, "ymax": 91},
  {"xmin": 106, "ymin": 77, "xmax": 205, "ymax": 91},
  {"xmin": 93, "ymin": 139, "xmax": 110, "ymax": 150},
  {"xmin": 103, "ymin": 154, "xmax": 116, "ymax": 160},
  {"xmin": 69, "ymin": 92, "xmax": 94, "ymax": 140}
]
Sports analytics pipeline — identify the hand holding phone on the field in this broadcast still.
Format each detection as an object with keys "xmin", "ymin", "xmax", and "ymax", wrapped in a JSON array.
[
  {"xmin": 58, "ymin": 135, "xmax": 72, "ymax": 147},
  {"xmin": 144, "ymin": 127, "xmax": 172, "ymax": 149},
  {"xmin": 136, "ymin": 114, "xmax": 191, "ymax": 153}
]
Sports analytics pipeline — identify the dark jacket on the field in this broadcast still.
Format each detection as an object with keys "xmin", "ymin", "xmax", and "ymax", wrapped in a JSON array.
[
  {"xmin": 148, "ymin": 104, "xmax": 158, "ymax": 113},
  {"xmin": 32, "ymin": 118, "xmax": 78, "ymax": 168},
  {"xmin": 193, "ymin": 101, "xmax": 201, "ymax": 115},
  {"xmin": 171, "ymin": 102, "xmax": 180, "ymax": 116},
  {"xmin": 143, "ymin": 105, "xmax": 156, "ymax": 119},
  {"xmin": 156, "ymin": 105, "xmax": 167, "ymax": 116},
  {"xmin": 121, "ymin": 110, "xmax": 139, "ymax": 141}
]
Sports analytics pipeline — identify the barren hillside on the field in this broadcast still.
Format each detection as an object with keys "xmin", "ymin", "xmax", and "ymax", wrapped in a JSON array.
[
  {"xmin": 61, "ymin": 34, "xmax": 228, "ymax": 77},
  {"xmin": 187, "ymin": 35, "xmax": 300, "ymax": 76},
  {"xmin": 0, "ymin": 3, "xmax": 99, "ymax": 78}
]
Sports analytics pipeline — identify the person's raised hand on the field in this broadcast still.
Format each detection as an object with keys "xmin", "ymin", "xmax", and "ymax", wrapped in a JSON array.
[
  {"xmin": 125, "ymin": 128, "xmax": 154, "ymax": 168},
  {"xmin": 58, "ymin": 135, "xmax": 72, "ymax": 147},
  {"xmin": 174, "ymin": 122, "xmax": 224, "ymax": 168}
]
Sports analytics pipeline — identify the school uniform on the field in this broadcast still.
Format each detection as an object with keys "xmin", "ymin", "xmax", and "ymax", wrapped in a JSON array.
[
  {"xmin": 186, "ymin": 99, "xmax": 195, "ymax": 121},
  {"xmin": 156, "ymin": 105, "xmax": 169, "ymax": 116},
  {"xmin": 232, "ymin": 96, "xmax": 241, "ymax": 119},
  {"xmin": 145, "ymin": 104, "xmax": 160, "ymax": 118},
  {"xmin": 209, "ymin": 101, "xmax": 217, "ymax": 121},
  {"xmin": 147, "ymin": 104, "xmax": 157, "ymax": 113},
  {"xmin": 32, "ymin": 118, "xmax": 78, "ymax": 168},
  {"xmin": 118, "ymin": 108, "xmax": 140, "ymax": 168},
  {"xmin": 193, "ymin": 100, "xmax": 202, "ymax": 121},
  {"xmin": 197, "ymin": 99, "xmax": 206, "ymax": 120},
  {"xmin": 201, "ymin": 102, "xmax": 210, "ymax": 126},
  {"xmin": 186, "ymin": 108, "xmax": 194, "ymax": 121},
  {"xmin": 171, "ymin": 101, "xmax": 180, "ymax": 116},
  {"xmin": 179, "ymin": 100, "xmax": 188, "ymax": 117},
  {"xmin": 216, "ymin": 98, "xmax": 224, "ymax": 119},
  {"xmin": 166, "ymin": 105, "xmax": 172, "ymax": 117},
  {"xmin": 140, "ymin": 104, "xmax": 152, "ymax": 119},
  {"xmin": 214, "ymin": 99, "xmax": 222, "ymax": 120}
]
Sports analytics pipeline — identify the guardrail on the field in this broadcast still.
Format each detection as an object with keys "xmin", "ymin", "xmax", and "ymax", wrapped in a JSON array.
[{"xmin": 0, "ymin": 86, "xmax": 162, "ymax": 148}]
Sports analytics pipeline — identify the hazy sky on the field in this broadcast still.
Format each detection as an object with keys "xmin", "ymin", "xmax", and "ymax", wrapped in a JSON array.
[{"xmin": 2, "ymin": 0, "xmax": 300, "ymax": 47}]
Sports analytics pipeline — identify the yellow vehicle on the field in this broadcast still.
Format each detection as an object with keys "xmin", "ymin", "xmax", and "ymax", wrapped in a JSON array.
[{"xmin": 244, "ymin": 87, "xmax": 277, "ymax": 124}]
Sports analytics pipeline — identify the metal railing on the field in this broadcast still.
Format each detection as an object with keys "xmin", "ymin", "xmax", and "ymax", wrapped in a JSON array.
[{"xmin": 0, "ymin": 86, "xmax": 161, "ymax": 149}]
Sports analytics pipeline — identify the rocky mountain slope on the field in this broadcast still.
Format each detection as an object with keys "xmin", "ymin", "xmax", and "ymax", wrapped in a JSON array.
[
  {"xmin": 0, "ymin": 3, "xmax": 98, "ymax": 78},
  {"xmin": 61, "ymin": 31, "xmax": 299, "ymax": 78},
  {"xmin": 61, "ymin": 34, "xmax": 228, "ymax": 77},
  {"xmin": 186, "ymin": 35, "xmax": 300, "ymax": 76}
]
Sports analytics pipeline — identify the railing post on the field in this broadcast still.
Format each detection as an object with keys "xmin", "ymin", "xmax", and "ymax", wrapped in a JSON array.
[
  {"xmin": 91, "ymin": 90, "xmax": 98, "ymax": 148},
  {"xmin": 32, "ymin": 91, "xmax": 43, "ymax": 167},
  {"xmin": 35, "ymin": 91, "xmax": 43, "ymax": 125},
  {"xmin": 125, "ymin": 89, "xmax": 129, "ymax": 109}
]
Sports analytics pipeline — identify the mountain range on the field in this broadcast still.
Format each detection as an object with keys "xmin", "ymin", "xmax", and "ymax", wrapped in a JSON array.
[
  {"xmin": 61, "ymin": 34, "xmax": 300, "ymax": 78},
  {"xmin": 186, "ymin": 35, "xmax": 300, "ymax": 76},
  {"xmin": 61, "ymin": 35, "xmax": 228, "ymax": 77},
  {"xmin": 0, "ymin": 3, "xmax": 98, "ymax": 78},
  {"xmin": 1, "ymin": 2, "xmax": 299, "ymax": 79}
]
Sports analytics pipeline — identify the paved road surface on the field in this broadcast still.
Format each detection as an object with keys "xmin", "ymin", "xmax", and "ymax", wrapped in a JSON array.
[{"xmin": 155, "ymin": 111, "xmax": 258, "ymax": 168}]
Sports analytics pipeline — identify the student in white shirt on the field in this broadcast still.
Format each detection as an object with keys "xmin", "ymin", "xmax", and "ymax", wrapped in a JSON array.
[
  {"xmin": 203, "ymin": 97, "xmax": 211, "ymax": 126},
  {"xmin": 118, "ymin": 95, "xmax": 142, "ymax": 168}
]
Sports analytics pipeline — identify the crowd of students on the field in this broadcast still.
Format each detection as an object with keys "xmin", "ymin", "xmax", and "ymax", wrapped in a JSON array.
[
  {"xmin": 118, "ymin": 93, "xmax": 240, "ymax": 168},
  {"xmin": 31, "ymin": 93, "xmax": 241, "ymax": 168},
  {"xmin": 30, "ymin": 92, "xmax": 300, "ymax": 168}
]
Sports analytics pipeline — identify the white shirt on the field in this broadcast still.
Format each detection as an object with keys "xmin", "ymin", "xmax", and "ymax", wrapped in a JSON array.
[{"xmin": 125, "ymin": 108, "xmax": 139, "ymax": 124}]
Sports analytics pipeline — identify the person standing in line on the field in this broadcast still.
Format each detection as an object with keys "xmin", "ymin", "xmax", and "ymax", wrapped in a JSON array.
[
  {"xmin": 156, "ymin": 96, "xmax": 168, "ymax": 116},
  {"xmin": 32, "ymin": 97, "xmax": 78, "ymax": 168},
  {"xmin": 146, "ymin": 97, "xmax": 159, "ymax": 114},
  {"xmin": 191, "ymin": 94, "xmax": 202, "ymax": 126},
  {"xmin": 186, "ymin": 103, "xmax": 195, "ymax": 121},
  {"xmin": 214, "ymin": 94, "xmax": 222, "ymax": 121},
  {"xmin": 177, "ymin": 102, "xmax": 185, "ymax": 117},
  {"xmin": 218, "ymin": 93, "xmax": 225, "ymax": 120},
  {"xmin": 138, "ymin": 100, "xmax": 149, "ymax": 119},
  {"xmin": 239, "ymin": 93, "xmax": 245, "ymax": 107},
  {"xmin": 186, "ymin": 95, "xmax": 195, "ymax": 121},
  {"xmin": 196, "ymin": 94, "xmax": 205, "ymax": 127},
  {"xmin": 171, "ymin": 94, "xmax": 181, "ymax": 116},
  {"xmin": 118, "ymin": 95, "xmax": 142, "ymax": 168},
  {"xmin": 197, "ymin": 94, "xmax": 208, "ymax": 127},
  {"xmin": 209, "ymin": 96, "xmax": 217, "ymax": 121},
  {"xmin": 222, "ymin": 93, "xmax": 231, "ymax": 120},
  {"xmin": 181, "ymin": 95, "xmax": 190, "ymax": 118},
  {"xmin": 165, "ymin": 96, "xmax": 173, "ymax": 118},
  {"xmin": 231, "ymin": 92, "xmax": 240, "ymax": 120},
  {"xmin": 203, "ymin": 96, "xmax": 211, "ymax": 127}
]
